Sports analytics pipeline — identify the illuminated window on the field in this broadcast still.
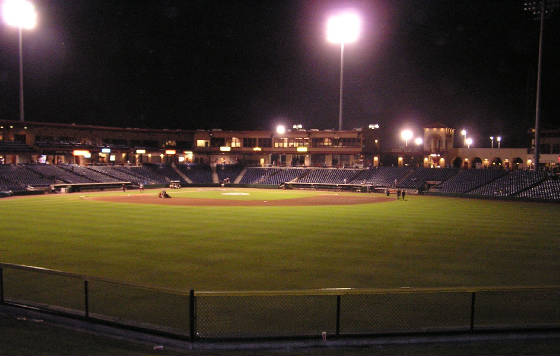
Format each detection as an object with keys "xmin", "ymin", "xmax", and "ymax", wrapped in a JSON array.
[
  {"xmin": 196, "ymin": 140, "xmax": 209, "ymax": 148},
  {"xmin": 231, "ymin": 137, "xmax": 241, "ymax": 148},
  {"xmin": 312, "ymin": 138, "xmax": 332, "ymax": 147},
  {"xmin": 274, "ymin": 138, "xmax": 289, "ymax": 148}
]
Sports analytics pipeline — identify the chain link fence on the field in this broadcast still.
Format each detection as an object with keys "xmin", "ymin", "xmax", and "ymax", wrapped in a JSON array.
[{"xmin": 1, "ymin": 263, "xmax": 559, "ymax": 340}]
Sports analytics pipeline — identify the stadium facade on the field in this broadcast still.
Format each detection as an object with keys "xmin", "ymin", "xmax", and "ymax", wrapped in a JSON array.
[{"xmin": 1, "ymin": 119, "xmax": 559, "ymax": 170}]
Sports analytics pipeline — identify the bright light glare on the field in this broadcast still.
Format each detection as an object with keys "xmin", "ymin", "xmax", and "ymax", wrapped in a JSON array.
[
  {"xmin": 460, "ymin": 129, "xmax": 467, "ymax": 136},
  {"xmin": 414, "ymin": 137, "xmax": 423, "ymax": 145},
  {"xmin": 276, "ymin": 124, "xmax": 286, "ymax": 135},
  {"xmin": 400, "ymin": 129, "xmax": 413, "ymax": 141},
  {"xmin": 466, "ymin": 138, "xmax": 473, "ymax": 146},
  {"xmin": 327, "ymin": 11, "xmax": 361, "ymax": 44},
  {"xmin": 2, "ymin": 0, "xmax": 37, "ymax": 29},
  {"xmin": 496, "ymin": 136, "xmax": 502, "ymax": 142}
]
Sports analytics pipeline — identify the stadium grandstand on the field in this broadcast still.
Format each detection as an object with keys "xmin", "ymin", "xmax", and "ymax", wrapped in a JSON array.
[{"xmin": 0, "ymin": 119, "xmax": 559, "ymax": 201}]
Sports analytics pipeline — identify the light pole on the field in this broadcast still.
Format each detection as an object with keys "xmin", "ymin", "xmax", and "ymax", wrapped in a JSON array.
[
  {"xmin": 466, "ymin": 137, "xmax": 473, "ymax": 149},
  {"xmin": 523, "ymin": 0, "xmax": 559, "ymax": 169},
  {"xmin": 401, "ymin": 129, "xmax": 413, "ymax": 148},
  {"xmin": 490, "ymin": 136, "xmax": 494, "ymax": 148},
  {"xmin": 327, "ymin": 11, "xmax": 360, "ymax": 131},
  {"xmin": 497, "ymin": 136, "xmax": 502, "ymax": 149},
  {"xmin": 2, "ymin": 0, "xmax": 37, "ymax": 122},
  {"xmin": 460, "ymin": 129, "xmax": 467, "ymax": 147}
]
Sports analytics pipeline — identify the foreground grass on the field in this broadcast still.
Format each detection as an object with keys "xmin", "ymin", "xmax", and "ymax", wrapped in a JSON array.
[{"xmin": 1, "ymin": 189, "xmax": 559, "ymax": 291}]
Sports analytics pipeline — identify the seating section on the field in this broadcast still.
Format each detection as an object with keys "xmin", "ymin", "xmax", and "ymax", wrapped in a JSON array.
[
  {"xmin": 123, "ymin": 166, "xmax": 171, "ymax": 184},
  {"xmin": 130, "ymin": 165, "xmax": 179, "ymax": 184},
  {"xmin": 58, "ymin": 164, "xmax": 116, "ymax": 183},
  {"xmin": 262, "ymin": 168, "xmax": 306, "ymax": 185},
  {"xmin": 467, "ymin": 170, "xmax": 547, "ymax": 197},
  {"xmin": 365, "ymin": 167, "xmax": 411, "ymax": 187},
  {"xmin": 0, "ymin": 165, "xmax": 37, "ymax": 192},
  {"xmin": 434, "ymin": 169, "xmax": 506, "ymax": 193},
  {"xmin": 88, "ymin": 166, "xmax": 144, "ymax": 183},
  {"xmin": 239, "ymin": 168, "xmax": 272, "ymax": 184},
  {"xmin": 1, "ymin": 164, "xmax": 559, "ymax": 201},
  {"xmin": 516, "ymin": 178, "xmax": 560, "ymax": 200},
  {"xmin": 397, "ymin": 168, "xmax": 458, "ymax": 189},
  {"xmin": 25, "ymin": 164, "xmax": 91, "ymax": 184},
  {"xmin": 216, "ymin": 164, "xmax": 244, "ymax": 183},
  {"xmin": 297, "ymin": 169, "xmax": 361, "ymax": 184},
  {"xmin": 176, "ymin": 164, "xmax": 212, "ymax": 184}
]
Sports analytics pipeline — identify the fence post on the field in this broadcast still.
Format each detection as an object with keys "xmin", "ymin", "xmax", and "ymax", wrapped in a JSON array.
[
  {"xmin": 470, "ymin": 292, "xmax": 476, "ymax": 331},
  {"xmin": 189, "ymin": 289, "xmax": 197, "ymax": 340},
  {"xmin": 0, "ymin": 267, "xmax": 4, "ymax": 303},
  {"xmin": 84, "ymin": 280, "xmax": 89, "ymax": 318},
  {"xmin": 336, "ymin": 295, "xmax": 341, "ymax": 336}
]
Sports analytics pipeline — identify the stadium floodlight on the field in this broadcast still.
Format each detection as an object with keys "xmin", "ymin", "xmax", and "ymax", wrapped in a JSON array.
[
  {"xmin": 2, "ymin": 0, "xmax": 37, "ymax": 122},
  {"xmin": 414, "ymin": 137, "xmax": 423, "ymax": 146},
  {"xmin": 460, "ymin": 129, "xmax": 467, "ymax": 146},
  {"xmin": 466, "ymin": 137, "xmax": 473, "ymax": 149},
  {"xmin": 497, "ymin": 136, "xmax": 502, "ymax": 149},
  {"xmin": 400, "ymin": 129, "xmax": 413, "ymax": 147},
  {"xmin": 276, "ymin": 124, "xmax": 286, "ymax": 135},
  {"xmin": 490, "ymin": 136, "xmax": 494, "ymax": 148},
  {"xmin": 2, "ymin": 0, "xmax": 37, "ymax": 29},
  {"xmin": 327, "ymin": 10, "xmax": 361, "ymax": 131}
]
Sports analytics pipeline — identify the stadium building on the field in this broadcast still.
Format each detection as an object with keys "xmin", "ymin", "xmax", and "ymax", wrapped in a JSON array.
[{"xmin": 2, "ymin": 119, "xmax": 557, "ymax": 170}]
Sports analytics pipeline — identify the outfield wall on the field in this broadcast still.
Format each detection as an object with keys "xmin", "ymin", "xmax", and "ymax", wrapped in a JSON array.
[{"xmin": 1, "ymin": 262, "xmax": 559, "ymax": 341}]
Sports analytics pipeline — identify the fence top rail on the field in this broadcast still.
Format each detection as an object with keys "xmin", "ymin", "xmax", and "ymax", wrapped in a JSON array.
[
  {"xmin": 194, "ymin": 285, "xmax": 560, "ymax": 297},
  {"xmin": 0, "ymin": 262, "xmax": 188, "ymax": 296},
  {"xmin": 1, "ymin": 262, "xmax": 559, "ymax": 298}
]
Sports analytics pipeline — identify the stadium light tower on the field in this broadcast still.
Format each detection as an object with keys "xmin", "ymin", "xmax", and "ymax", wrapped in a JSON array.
[
  {"xmin": 2, "ymin": 0, "xmax": 37, "ymax": 122},
  {"xmin": 466, "ymin": 137, "xmax": 473, "ymax": 149},
  {"xmin": 497, "ymin": 136, "xmax": 502, "ymax": 149},
  {"xmin": 490, "ymin": 136, "xmax": 494, "ymax": 148},
  {"xmin": 327, "ymin": 11, "xmax": 361, "ymax": 131},
  {"xmin": 524, "ymin": 0, "xmax": 559, "ymax": 169}
]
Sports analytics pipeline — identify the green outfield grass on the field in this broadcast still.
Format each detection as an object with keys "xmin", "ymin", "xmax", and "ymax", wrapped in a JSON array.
[{"xmin": 1, "ymin": 188, "xmax": 559, "ymax": 291}]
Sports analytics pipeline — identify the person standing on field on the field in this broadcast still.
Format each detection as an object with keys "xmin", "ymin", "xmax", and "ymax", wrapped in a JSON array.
[{"xmin": 402, "ymin": 190, "xmax": 406, "ymax": 200}]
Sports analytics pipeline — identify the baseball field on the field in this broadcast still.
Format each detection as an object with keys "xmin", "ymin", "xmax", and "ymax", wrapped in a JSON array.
[{"xmin": 1, "ymin": 187, "xmax": 559, "ymax": 291}]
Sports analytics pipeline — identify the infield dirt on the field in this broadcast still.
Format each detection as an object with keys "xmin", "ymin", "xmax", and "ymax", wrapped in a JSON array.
[{"xmin": 91, "ymin": 193, "xmax": 391, "ymax": 206}]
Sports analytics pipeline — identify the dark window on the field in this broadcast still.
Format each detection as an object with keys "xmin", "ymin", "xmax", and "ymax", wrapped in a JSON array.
[
  {"xmin": 14, "ymin": 134, "xmax": 26, "ymax": 143},
  {"xmin": 210, "ymin": 137, "xmax": 225, "ymax": 147},
  {"xmin": 258, "ymin": 138, "xmax": 272, "ymax": 147},
  {"xmin": 243, "ymin": 137, "xmax": 257, "ymax": 147},
  {"xmin": 143, "ymin": 140, "xmax": 159, "ymax": 148},
  {"xmin": 540, "ymin": 144, "xmax": 551, "ymax": 154},
  {"xmin": 177, "ymin": 141, "xmax": 193, "ymax": 149}
]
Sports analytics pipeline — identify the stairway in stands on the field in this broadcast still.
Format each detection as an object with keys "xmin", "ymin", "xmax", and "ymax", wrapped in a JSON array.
[{"xmin": 171, "ymin": 163, "xmax": 192, "ymax": 184}]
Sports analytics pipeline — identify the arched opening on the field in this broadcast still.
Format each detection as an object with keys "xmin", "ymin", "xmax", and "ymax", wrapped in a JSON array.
[
  {"xmin": 472, "ymin": 157, "xmax": 482, "ymax": 169},
  {"xmin": 452, "ymin": 157, "xmax": 462, "ymax": 169},
  {"xmin": 463, "ymin": 158, "xmax": 469, "ymax": 169},
  {"xmin": 513, "ymin": 157, "xmax": 523, "ymax": 169},
  {"xmin": 492, "ymin": 157, "xmax": 502, "ymax": 167}
]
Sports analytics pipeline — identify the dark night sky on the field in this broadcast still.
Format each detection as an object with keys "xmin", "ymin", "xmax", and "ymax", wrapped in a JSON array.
[{"xmin": 0, "ymin": 0, "xmax": 559, "ymax": 147}]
